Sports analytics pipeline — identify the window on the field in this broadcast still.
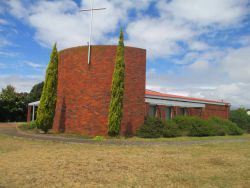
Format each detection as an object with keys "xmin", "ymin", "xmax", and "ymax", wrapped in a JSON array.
[
  {"xmin": 165, "ymin": 107, "xmax": 172, "ymax": 120},
  {"xmin": 149, "ymin": 105, "xmax": 156, "ymax": 117},
  {"xmin": 180, "ymin": 108, "xmax": 187, "ymax": 116}
]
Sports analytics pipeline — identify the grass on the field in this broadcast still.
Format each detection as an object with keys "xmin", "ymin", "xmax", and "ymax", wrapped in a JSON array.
[
  {"xmin": 127, "ymin": 134, "xmax": 250, "ymax": 142},
  {"xmin": 0, "ymin": 135, "xmax": 249, "ymax": 187}
]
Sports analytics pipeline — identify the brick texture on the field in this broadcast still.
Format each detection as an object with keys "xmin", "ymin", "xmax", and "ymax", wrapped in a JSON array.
[
  {"xmin": 53, "ymin": 45, "xmax": 146, "ymax": 136},
  {"xmin": 145, "ymin": 103, "xmax": 230, "ymax": 120}
]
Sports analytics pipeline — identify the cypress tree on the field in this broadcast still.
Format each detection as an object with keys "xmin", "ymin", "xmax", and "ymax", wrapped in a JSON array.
[
  {"xmin": 108, "ymin": 29, "xmax": 125, "ymax": 136},
  {"xmin": 36, "ymin": 43, "xmax": 58, "ymax": 133}
]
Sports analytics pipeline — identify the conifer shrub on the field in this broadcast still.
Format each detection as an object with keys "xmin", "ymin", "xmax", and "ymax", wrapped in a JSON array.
[
  {"xmin": 163, "ymin": 121, "xmax": 181, "ymax": 138},
  {"xmin": 136, "ymin": 117, "xmax": 165, "ymax": 138},
  {"xmin": 36, "ymin": 44, "xmax": 58, "ymax": 133},
  {"xmin": 108, "ymin": 29, "xmax": 125, "ymax": 137}
]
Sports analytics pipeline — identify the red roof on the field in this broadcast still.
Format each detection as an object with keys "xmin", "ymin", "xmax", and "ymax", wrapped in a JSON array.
[{"xmin": 145, "ymin": 89, "xmax": 229, "ymax": 105}]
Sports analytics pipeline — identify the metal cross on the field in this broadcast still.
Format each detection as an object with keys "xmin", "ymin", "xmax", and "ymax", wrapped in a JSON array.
[{"xmin": 80, "ymin": 0, "xmax": 106, "ymax": 65}]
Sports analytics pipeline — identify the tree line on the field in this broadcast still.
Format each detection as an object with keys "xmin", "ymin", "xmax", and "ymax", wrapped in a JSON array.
[{"xmin": 0, "ymin": 82, "xmax": 44, "ymax": 122}]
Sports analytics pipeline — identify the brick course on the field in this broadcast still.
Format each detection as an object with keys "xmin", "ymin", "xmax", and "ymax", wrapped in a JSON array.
[
  {"xmin": 53, "ymin": 45, "xmax": 146, "ymax": 136},
  {"xmin": 145, "ymin": 103, "xmax": 230, "ymax": 120}
]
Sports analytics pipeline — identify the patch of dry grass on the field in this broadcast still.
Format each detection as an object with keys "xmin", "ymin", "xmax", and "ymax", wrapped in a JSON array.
[{"xmin": 0, "ymin": 135, "xmax": 249, "ymax": 188}]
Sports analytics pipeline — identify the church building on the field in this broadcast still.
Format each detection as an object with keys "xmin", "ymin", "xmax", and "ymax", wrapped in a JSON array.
[{"xmin": 27, "ymin": 45, "xmax": 230, "ymax": 136}]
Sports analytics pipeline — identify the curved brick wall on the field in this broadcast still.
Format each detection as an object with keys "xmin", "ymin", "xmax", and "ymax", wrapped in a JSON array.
[{"xmin": 53, "ymin": 45, "xmax": 146, "ymax": 136}]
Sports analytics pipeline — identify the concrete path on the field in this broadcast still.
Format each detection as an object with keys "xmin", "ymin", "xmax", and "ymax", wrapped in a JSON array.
[{"xmin": 0, "ymin": 123, "xmax": 249, "ymax": 146}]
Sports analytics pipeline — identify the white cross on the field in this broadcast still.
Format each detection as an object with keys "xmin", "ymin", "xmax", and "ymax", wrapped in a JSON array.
[{"xmin": 80, "ymin": 0, "xmax": 106, "ymax": 65}]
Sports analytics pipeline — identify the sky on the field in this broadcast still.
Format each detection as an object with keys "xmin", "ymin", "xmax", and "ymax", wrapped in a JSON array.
[{"xmin": 0, "ymin": 0, "xmax": 250, "ymax": 108}]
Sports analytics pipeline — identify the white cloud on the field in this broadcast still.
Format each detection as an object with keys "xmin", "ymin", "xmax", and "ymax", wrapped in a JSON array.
[
  {"xmin": 5, "ymin": 0, "xmax": 146, "ymax": 50},
  {"xmin": 239, "ymin": 35, "xmax": 250, "ymax": 46},
  {"xmin": 187, "ymin": 40, "xmax": 210, "ymax": 51},
  {"xmin": 189, "ymin": 61, "xmax": 209, "ymax": 71},
  {"xmin": 158, "ymin": 0, "xmax": 248, "ymax": 26},
  {"xmin": 0, "ymin": 18, "xmax": 8, "ymax": 25},
  {"xmin": 146, "ymin": 45, "xmax": 250, "ymax": 107},
  {"xmin": 126, "ymin": 17, "xmax": 195, "ymax": 58},
  {"xmin": 146, "ymin": 67, "xmax": 250, "ymax": 107},
  {"xmin": 22, "ymin": 61, "xmax": 44, "ymax": 68},
  {"xmin": 0, "ymin": 75, "xmax": 43, "ymax": 92},
  {"xmin": 7, "ymin": 0, "xmax": 28, "ymax": 19},
  {"xmin": 222, "ymin": 47, "xmax": 250, "ymax": 82}
]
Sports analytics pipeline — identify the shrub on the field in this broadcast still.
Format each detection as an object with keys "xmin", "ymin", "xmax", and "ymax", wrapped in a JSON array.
[
  {"xmin": 137, "ymin": 115, "xmax": 243, "ymax": 139},
  {"xmin": 230, "ymin": 108, "xmax": 250, "ymax": 133},
  {"xmin": 206, "ymin": 120, "xmax": 227, "ymax": 136},
  {"xmin": 136, "ymin": 117, "xmax": 165, "ymax": 138},
  {"xmin": 172, "ymin": 116, "xmax": 206, "ymax": 136},
  {"xmin": 209, "ymin": 117, "xmax": 243, "ymax": 135},
  {"xmin": 227, "ymin": 124, "xmax": 244, "ymax": 135},
  {"xmin": 188, "ymin": 119, "xmax": 213, "ymax": 137},
  {"xmin": 163, "ymin": 121, "xmax": 181, "ymax": 138},
  {"xmin": 172, "ymin": 116, "xmax": 242, "ymax": 137},
  {"xmin": 21, "ymin": 121, "xmax": 37, "ymax": 130},
  {"xmin": 94, "ymin": 136, "xmax": 105, "ymax": 141}
]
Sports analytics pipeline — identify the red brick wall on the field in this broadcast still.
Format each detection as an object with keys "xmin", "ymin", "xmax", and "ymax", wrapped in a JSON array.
[
  {"xmin": 188, "ymin": 108, "xmax": 203, "ymax": 118},
  {"xmin": 202, "ymin": 104, "xmax": 230, "ymax": 119},
  {"xmin": 53, "ymin": 45, "xmax": 146, "ymax": 136},
  {"xmin": 145, "ymin": 103, "xmax": 230, "ymax": 120}
]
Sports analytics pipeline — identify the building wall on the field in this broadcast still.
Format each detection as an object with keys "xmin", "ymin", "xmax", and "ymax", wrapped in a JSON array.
[
  {"xmin": 145, "ymin": 103, "xmax": 230, "ymax": 120},
  {"xmin": 202, "ymin": 104, "xmax": 230, "ymax": 119},
  {"xmin": 53, "ymin": 45, "xmax": 146, "ymax": 136}
]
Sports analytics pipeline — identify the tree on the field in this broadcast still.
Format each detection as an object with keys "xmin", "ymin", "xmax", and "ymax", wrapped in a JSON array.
[
  {"xmin": 230, "ymin": 108, "xmax": 250, "ymax": 133},
  {"xmin": 29, "ymin": 81, "xmax": 44, "ymax": 102},
  {"xmin": 108, "ymin": 29, "xmax": 125, "ymax": 136},
  {"xmin": 0, "ymin": 85, "xmax": 29, "ymax": 122},
  {"xmin": 36, "ymin": 43, "xmax": 58, "ymax": 133}
]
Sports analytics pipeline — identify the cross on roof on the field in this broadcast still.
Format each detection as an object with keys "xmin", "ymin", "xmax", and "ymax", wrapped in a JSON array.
[{"xmin": 80, "ymin": 0, "xmax": 106, "ymax": 65}]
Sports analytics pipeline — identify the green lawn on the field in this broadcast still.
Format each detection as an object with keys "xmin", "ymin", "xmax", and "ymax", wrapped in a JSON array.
[{"xmin": 0, "ymin": 135, "xmax": 249, "ymax": 187}]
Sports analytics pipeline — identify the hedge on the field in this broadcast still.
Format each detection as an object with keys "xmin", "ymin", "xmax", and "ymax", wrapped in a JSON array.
[{"xmin": 136, "ymin": 116, "xmax": 243, "ymax": 138}]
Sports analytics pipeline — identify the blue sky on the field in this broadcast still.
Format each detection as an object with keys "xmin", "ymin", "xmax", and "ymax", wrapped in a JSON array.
[{"xmin": 0, "ymin": 0, "xmax": 250, "ymax": 107}]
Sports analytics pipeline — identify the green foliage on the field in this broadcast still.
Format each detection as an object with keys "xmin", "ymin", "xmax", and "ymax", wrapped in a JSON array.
[
  {"xmin": 136, "ymin": 117, "xmax": 165, "ymax": 138},
  {"xmin": 108, "ymin": 29, "xmax": 125, "ymax": 137},
  {"xmin": 172, "ymin": 116, "xmax": 204, "ymax": 135},
  {"xmin": 136, "ymin": 116, "xmax": 243, "ymax": 138},
  {"xmin": 174, "ymin": 116, "xmax": 243, "ymax": 136},
  {"xmin": 210, "ymin": 117, "xmax": 243, "ymax": 135},
  {"xmin": 0, "ymin": 85, "xmax": 29, "ymax": 122},
  {"xmin": 163, "ymin": 121, "xmax": 181, "ymax": 138},
  {"xmin": 36, "ymin": 44, "xmax": 58, "ymax": 133},
  {"xmin": 230, "ymin": 108, "xmax": 250, "ymax": 133},
  {"xmin": 29, "ymin": 82, "xmax": 44, "ymax": 102},
  {"xmin": 21, "ymin": 121, "xmax": 37, "ymax": 130},
  {"xmin": 93, "ymin": 136, "xmax": 105, "ymax": 141},
  {"xmin": 189, "ymin": 121, "xmax": 218, "ymax": 137},
  {"xmin": 205, "ymin": 119, "xmax": 227, "ymax": 136}
]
